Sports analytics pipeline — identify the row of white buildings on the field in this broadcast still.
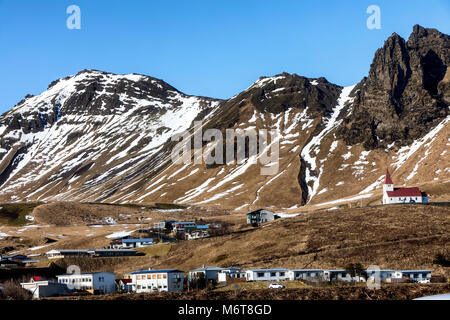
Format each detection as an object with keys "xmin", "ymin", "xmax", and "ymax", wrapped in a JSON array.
[{"xmin": 20, "ymin": 266, "xmax": 432, "ymax": 298}]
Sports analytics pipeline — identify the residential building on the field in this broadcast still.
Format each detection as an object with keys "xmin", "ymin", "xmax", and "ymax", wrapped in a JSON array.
[
  {"xmin": 20, "ymin": 279, "xmax": 69, "ymax": 299},
  {"xmin": 188, "ymin": 265, "xmax": 225, "ymax": 283},
  {"xmin": 92, "ymin": 249, "xmax": 136, "ymax": 257},
  {"xmin": 173, "ymin": 222, "xmax": 196, "ymax": 233},
  {"xmin": 382, "ymin": 169, "xmax": 428, "ymax": 204},
  {"xmin": 246, "ymin": 209, "xmax": 279, "ymax": 225},
  {"xmin": 46, "ymin": 249, "xmax": 91, "ymax": 259},
  {"xmin": 323, "ymin": 270, "xmax": 366, "ymax": 282},
  {"xmin": 186, "ymin": 230, "xmax": 210, "ymax": 240},
  {"xmin": 130, "ymin": 269, "xmax": 184, "ymax": 293},
  {"xmin": 287, "ymin": 269, "xmax": 324, "ymax": 281},
  {"xmin": 121, "ymin": 238, "xmax": 154, "ymax": 248},
  {"xmin": 398, "ymin": 270, "xmax": 432, "ymax": 282},
  {"xmin": 153, "ymin": 220, "xmax": 177, "ymax": 230},
  {"xmin": 365, "ymin": 269, "xmax": 399, "ymax": 282},
  {"xmin": 218, "ymin": 267, "xmax": 245, "ymax": 283},
  {"xmin": 245, "ymin": 269, "xmax": 289, "ymax": 281},
  {"xmin": 57, "ymin": 272, "xmax": 115, "ymax": 294}
]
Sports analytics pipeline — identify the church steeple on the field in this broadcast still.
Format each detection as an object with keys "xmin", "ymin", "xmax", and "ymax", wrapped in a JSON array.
[
  {"xmin": 383, "ymin": 169, "xmax": 394, "ymax": 193},
  {"xmin": 383, "ymin": 169, "xmax": 393, "ymax": 185}
]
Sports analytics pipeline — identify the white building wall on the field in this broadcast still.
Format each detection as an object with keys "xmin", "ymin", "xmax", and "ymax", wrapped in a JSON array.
[
  {"xmin": 245, "ymin": 270, "xmax": 288, "ymax": 282},
  {"xmin": 132, "ymin": 272, "xmax": 184, "ymax": 292}
]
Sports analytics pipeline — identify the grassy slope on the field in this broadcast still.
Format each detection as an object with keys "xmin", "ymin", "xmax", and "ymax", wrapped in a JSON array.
[
  {"xmin": 0, "ymin": 202, "xmax": 42, "ymax": 226},
  {"xmin": 44, "ymin": 204, "xmax": 450, "ymax": 279}
]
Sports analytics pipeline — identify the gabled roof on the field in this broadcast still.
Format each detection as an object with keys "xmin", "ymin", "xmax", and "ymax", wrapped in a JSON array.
[
  {"xmin": 384, "ymin": 169, "xmax": 393, "ymax": 185},
  {"xmin": 386, "ymin": 187, "xmax": 422, "ymax": 197}
]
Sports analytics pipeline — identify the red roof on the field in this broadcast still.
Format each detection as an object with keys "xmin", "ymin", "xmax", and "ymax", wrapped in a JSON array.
[
  {"xmin": 384, "ymin": 169, "xmax": 393, "ymax": 185},
  {"xmin": 386, "ymin": 187, "xmax": 422, "ymax": 197}
]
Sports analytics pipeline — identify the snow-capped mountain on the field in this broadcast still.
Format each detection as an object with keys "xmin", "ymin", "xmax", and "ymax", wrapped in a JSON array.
[{"xmin": 0, "ymin": 25, "xmax": 448, "ymax": 209}]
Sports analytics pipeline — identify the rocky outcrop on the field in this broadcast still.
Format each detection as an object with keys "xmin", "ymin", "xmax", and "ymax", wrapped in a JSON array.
[{"xmin": 337, "ymin": 25, "xmax": 449, "ymax": 149}]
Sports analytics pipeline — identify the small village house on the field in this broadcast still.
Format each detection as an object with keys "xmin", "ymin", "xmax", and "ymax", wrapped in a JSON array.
[
  {"xmin": 188, "ymin": 265, "xmax": 225, "ymax": 283},
  {"xmin": 287, "ymin": 269, "xmax": 324, "ymax": 281},
  {"xmin": 46, "ymin": 248, "xmax": 136, "ymax": 259},
  {"xmin": 121, "ymin": 238, "xmax": 154, "ymax": 248},
  {"xmin": 130, "ymin": 269, "xmax": 184, "ymax": 293},
  {"xmin": 57, "ymin": 272, "xmax": 115, "ymax": 294},
  {"xmin": 153, "ymin": 220, "xmax": 177, "ymax": 230},
  {"xmin": 245, "ymin": 269, "xmax": 289, "ymax": 282},
  {"xmin": 399, "ymin": 270, "xmax": 432, "ymax": 282},
  {"xmin": 21, "ymin": 277, "xmax": 69, "ymax": 299},
  {"xmin": 217, "ymin": 267, "xmax": 245, "ymax": 283},
  {"xmin": 365, "ymin": 269, "xmax": 400, "ymax": 283},
  {"xmin": 186, "ymin": 230, "xmax": 210, "ymax": 240},
  {"xmin": 382, "ymin": 169, "xmax": 428, "ymax": 204},
  {"xmin": 92, "ymin": 248, "xmax": 137, "ymax": 257},
  {"xmin": 173, "ymin": 222, "xmax": 196, "ymax": 233},
  {"xmin": 246, "ymin": 209, "xmax": 279, "ymax": 225},
  {"xmin": 323, "ymin": 270, "xmax": 366, "ymax": 282},
  {"xmin": 46, "ymin": 249, "xmax": 91, "ymax": 259}
]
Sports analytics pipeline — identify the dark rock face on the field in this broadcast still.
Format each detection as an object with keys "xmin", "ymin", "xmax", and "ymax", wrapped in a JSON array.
[
  {"xmin": 337, "ymin": 25, "xmax": 449, "ymax": 149},
  {"xmin": 240, "ymin": 72, "xmax": 341, "ymax": 117}
]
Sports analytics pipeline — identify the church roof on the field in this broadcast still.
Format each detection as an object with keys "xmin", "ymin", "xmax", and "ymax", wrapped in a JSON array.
[
  {"xmin": 384, "ymin": 169, "xmax": 393, "ymax": 185},
  {"xmin": 386, "ymin": 187, "xmax": 422, "ymax": 197}
]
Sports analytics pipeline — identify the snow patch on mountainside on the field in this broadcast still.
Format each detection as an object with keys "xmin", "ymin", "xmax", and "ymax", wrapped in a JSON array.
[{"xmin": 301, "ymin": 85, "xmax": 356, "ymax": 202}]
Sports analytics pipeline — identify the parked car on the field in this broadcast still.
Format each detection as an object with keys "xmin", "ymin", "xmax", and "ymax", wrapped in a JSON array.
[{"xmin": 268, "ymin": 283, "xmax": 285, "ymax": 289}]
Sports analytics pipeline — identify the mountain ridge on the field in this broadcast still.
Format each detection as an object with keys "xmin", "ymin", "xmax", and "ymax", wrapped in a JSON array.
[{"xmin": 0, "ymin": 25, "xmax": 448, "ymax": 209}]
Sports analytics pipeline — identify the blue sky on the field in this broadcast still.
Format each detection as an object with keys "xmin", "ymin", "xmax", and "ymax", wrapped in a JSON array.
[{"xmin": 0, "ymin": 0, "xmax": 449, "ymax": 113}]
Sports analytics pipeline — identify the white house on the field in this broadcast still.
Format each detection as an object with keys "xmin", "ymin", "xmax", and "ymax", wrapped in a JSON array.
[
  {"xmin": 287, "ymin": 269, "xmax": 324, "ymax": 281},
  {"xmin": 382, "ymin": 169, "xmax": 428, "ymax": 204},
  {"xmin": 245, "ymin": 269, "xmax": 289, "ymax": 282},
  {"xmin": 399, "ymin": 270, "xmax": 432, "ymax": 282},
  {"xmin": 57, "ymin": 272, "xmax": 115, "ymax": 294},
  {"xmin": 323, "ymin": 270, "xmax": 366, "ymax": 282},
  {"xmin": 121, "ymin": 238, "xmax": 153, "ymax": 248},
  {"xmin": 246, "ymin": 209, "xmax": 279, "ymax": 225},
  {"xmin": 130, "ymin": 269, "xmax": 184, "ymax": 293},
  {"xmin": 217, "ymin": 267, "xmax": 245, "ymax": 283},
  {"xmin": 46, "ymin": 249, "xmax": 91, "ymax": 259},
  {"xmin": 173, "ymin": 222, "xmax": 196, "ymax": 233},
  {"xmin": 21, "ymin": 279, "xmax": 69, "ymax": 299},
  {"xmin": 188, "ymin": 266, "xmax": 225, "ymax": 283}
]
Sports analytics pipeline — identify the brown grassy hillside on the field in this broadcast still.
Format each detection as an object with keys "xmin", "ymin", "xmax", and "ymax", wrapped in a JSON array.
[{"xmin": 39, "ymin": 204, "xmax": 450, "ymax": 279}]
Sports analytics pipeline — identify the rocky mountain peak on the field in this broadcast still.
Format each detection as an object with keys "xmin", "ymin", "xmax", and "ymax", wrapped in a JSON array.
[{"xmin": 337, "ymin": 25, "xmax": 449, "ymax": 150}]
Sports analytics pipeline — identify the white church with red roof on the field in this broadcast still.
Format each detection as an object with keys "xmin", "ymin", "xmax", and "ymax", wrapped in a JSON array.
[{"xmin": 382, "ymin": 169, "xmax": 428, "ymax": 205}]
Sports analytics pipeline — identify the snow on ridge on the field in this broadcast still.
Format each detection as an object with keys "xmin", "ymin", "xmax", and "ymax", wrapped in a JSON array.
[
  {"xmin": 301, "ymin": 85, "xmax": 356, "ymax": 202},
  {"xmin": 314, "ymin": 193, "xmax": 373, "ymax": 207},
  {"xmin": 393, "ymin": 115, "xmax": 450, "ymax": 180}
]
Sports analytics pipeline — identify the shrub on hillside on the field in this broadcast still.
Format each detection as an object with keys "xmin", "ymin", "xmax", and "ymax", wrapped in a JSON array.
[{"xmin": 0, "ymin": 281, "xmax": 31, "ymax": 300}]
